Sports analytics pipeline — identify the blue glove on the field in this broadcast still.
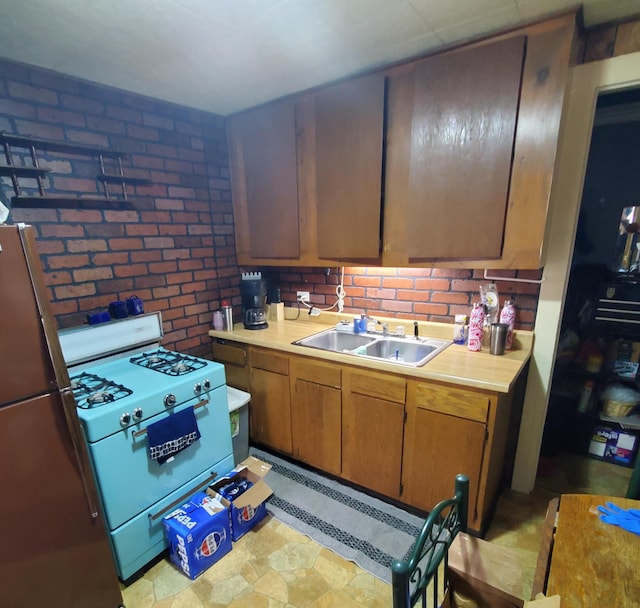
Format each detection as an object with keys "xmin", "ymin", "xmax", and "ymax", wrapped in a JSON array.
[{"xmin": 597, "ymin": 502, "xmax": 640, "ymax": 535}]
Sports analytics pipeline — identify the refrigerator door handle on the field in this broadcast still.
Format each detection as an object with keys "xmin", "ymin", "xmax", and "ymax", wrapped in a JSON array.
[{"xmin": 60, "ymin": 388, "xmax": 100, "ymax": 519}]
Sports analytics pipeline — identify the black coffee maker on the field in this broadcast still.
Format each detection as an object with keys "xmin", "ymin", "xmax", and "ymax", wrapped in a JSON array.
[{"xmin": 240, "ymin": 279, "xmax": 268, "ymax": 330}]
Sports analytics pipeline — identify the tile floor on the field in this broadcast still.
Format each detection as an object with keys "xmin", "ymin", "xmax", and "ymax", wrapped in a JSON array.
[{"xmin": 120, "ymin": 452, "xmax": 632, "ymax": 608}]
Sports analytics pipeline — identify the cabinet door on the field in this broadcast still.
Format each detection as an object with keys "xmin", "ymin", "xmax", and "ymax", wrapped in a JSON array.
[
  {"xmin": 406, "ymin": 36, "xmax": 525, "ymax": 261},
  {"xmin": 402, "ymin": 382, "xmax": 488, "ymax": 530},
  {"xmin": 314, "ymin": 73, "xmax": 385, "ymax": 261},
  {"xmin": 227, "ymin": 99, "xmax": 300, "ymax": 260},
  {"xmin": 250, "ymin": 351, "xmax": 292, "ymax": 454},
  {"xmin": 291, "ymin": 378, "xmax": 342, "ymax": 475},
  {"xmin": 342, "ymin": 369, "xmax": 406, "ymax": 499}
]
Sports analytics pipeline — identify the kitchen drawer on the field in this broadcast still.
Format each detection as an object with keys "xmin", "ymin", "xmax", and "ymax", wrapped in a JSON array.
[
  {"xmin": 212, "ymin": 339, "xmax": 248, "ymax": 366},
  {"xmin": 291, "ymin": 356, "xmax": 341, "ymax": 388},
  {"xmin": 251, "ymin": 348, "xmax": 289, "ymax": 376},
  {"xmin": 414, "ymin": 382, "xmax": 490, "ymax": 423},
  {"xmin": 346, "ymin": 368, "xmax": 406, "ymax": 404},
  {"xmin": 212, "ymin": 339, "xmax": 250, "ymax": 390}
]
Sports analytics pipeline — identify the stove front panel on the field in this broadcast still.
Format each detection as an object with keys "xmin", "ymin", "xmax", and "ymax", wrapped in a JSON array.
[{"xmin": 89, "ymin": 384, "xmax": 232, "ymax": 530}]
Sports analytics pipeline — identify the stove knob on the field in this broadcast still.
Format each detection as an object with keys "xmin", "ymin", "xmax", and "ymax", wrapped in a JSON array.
[
  {"xmin": 164, "ymin": 393, "xmax": 176, "ymax": 407},
  {"xmin": 133, "ymin": 407, "xmax": 143, "ymax": 420},
  {"xmin": 204, "ymin": 379, "xmax": 211, "ymax": 391},
  {"xmin": 120, "ymin": 412, "xmax": 131, "ymax": 426},
  {"xmin": 194, "ymin": 382, "xmax": 202, "ymax": 394}
]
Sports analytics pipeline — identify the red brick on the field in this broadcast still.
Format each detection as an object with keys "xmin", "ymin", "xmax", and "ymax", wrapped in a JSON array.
[
  {"xmin": 414, "ymin": 303, "xmax": 449, "ymax": 316},
  {"xmin": 431, "ymin": 291, "xmax": 470, "ymax": 304},
  {"xmin": 37, "ymin": 107, "xmax": 85, "ymax": 127},
  {"xmin": 48, "ymin": 254, "xmax": 90, "ymax": 269},
  {"xmin": 109, "ymin": 238, "xmax": 144, "ymax": 250},
  {"xmin": 127, "ymin": 124, "xmax": 159, "ymax": 140},
  {"xmin": 54, "ymin": 283, "xmax": 96, "ymax": 299},
  {"xmin": 353, "ymin": 276, "xmax": 382, "ymax": 287},
  {"xmin": 398, "ymin": 289, "xmax": 430, "ymax": 301},
  {"xmin": 167, "ymin": 272, "xmax": 194, "ymax": 285},
  {"xmin": 44, "ymin": 271, "xmax": 72, "ymax": 286},
  {"xmin": 91, "ymin": 252, "xmax": 129, "ymax": 265},
  {"xmin": 9, "ymin": 82, "xmax": 58, "ymax": 105},
  {"xmin": 67, "ymin": 239, "xmax": 108, "ymax": 253},
  {"xmin": 50, "ymin": 300, "xmax": 79, "ymax": 316},
  {"xmin": 415, "ymin": 278, "xmax": 450, "ymax": 291},
  {"xmin": 149, "ymin": 261, "xmax": 178, "ymax": 274},
  {"xmin": 53, "ymin": 177, "xmax": 99, "ymax": 193},
  {"xmin": 73, "ymin": 267, "xmax": 114, "ymax": 282},
  {"xmin": 131, "ymin": 250, "xmax": 162, "ymax": 263},
  {"xmin": 382, "ymin": 277, "xmax": 414, "ymax": 289},
  {"xmin": 36, "ymin": 240, "xmax": 65, "ymax": 254},
  {"xmin": 125, "ymin": 224, "xmax": 158, "ymax": 236},
  {"xmin": 163, "ymin": 248, "xmax": 191, "ymax": 260},
  {"xmin": 114, "ymin": 263, "xmax": 148, "ymax": 277},
  {"xmin": 0, "ymin": 98, "xmax": 36, "ymax": 118},
  {"xmin": 59, "ymin": 209, "xmax": 104, "ymax": 223},
  {"xmin": 102, "ymin": 210, "xmax": 139, "ymax": 223},
  {"xmin": 143, "ymin": 236, "xmax": 175, "ymax": 249}
]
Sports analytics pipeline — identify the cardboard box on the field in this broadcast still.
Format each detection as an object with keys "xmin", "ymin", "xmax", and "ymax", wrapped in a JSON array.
[
  {"xmin": 207, "ymin": 456, "xmax": 272, "ymax": 541},
  {"xmin": 163, "ymin": 491, "xmax": 232, "ymax": 580},
  {"xmin": 588, "ymin": 425, "xmax": 639, "ymax": 466}
]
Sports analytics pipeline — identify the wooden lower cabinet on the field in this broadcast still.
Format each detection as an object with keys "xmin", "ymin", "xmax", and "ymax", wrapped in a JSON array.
[
  {"xmin": 249, "ymin": 349, "xmax": 292, "ymax": 454},
  {"xmin": 342, "ymin": 368, "xmax": 406, "ymax": 499},
  {"xmin": 290, "ymin": 356, "xmax": 342, "ymax": 475},
  {"xmin": 401, "ymin": 381, "xmax": 508, "ymax": 532},
  {"xmin": 237, "ymin": 345, "xmax": 514, "ymax": 534}
]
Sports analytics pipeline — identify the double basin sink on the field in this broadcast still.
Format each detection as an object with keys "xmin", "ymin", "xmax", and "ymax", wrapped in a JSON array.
[{"xmin": 292, "ymin": 327, "xmax": 450, "ymax": 367}]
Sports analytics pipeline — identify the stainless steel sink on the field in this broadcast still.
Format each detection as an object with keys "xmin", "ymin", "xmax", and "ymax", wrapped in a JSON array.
[
  {"xmin": 292, "ymin": 328, "xmax": 450, "ymax": 367},
  {"xmin": 293, "ymin": 329, "xmax": 375, "ymax": 352}
]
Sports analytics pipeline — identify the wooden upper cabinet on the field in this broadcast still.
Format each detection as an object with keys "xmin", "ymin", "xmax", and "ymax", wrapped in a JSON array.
[
  {"xmin": 384, "ymin": 13, "xmax": 575, "ymax": 268},
  {"xmin": 314, "ymin": 74, "xmax": 386, "ymax": 262},
  {"xmin": 406, "ymin": 36, "xmax": 525, "ymax": 262},
  {"xmin": 227, "ymin": 99, "xmax": 300, "ymax": 261}
]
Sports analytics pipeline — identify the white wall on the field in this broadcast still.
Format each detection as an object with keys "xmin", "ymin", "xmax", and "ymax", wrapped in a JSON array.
[{"xmin": 512, "ymin": 52, "xmax": 640, "ymax": 493}]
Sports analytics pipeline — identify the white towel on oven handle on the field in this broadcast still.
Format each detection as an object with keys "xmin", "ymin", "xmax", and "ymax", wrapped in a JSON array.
[{"xmin": 147, "ymin": 406, "xmax": 201, "ymax": 465}]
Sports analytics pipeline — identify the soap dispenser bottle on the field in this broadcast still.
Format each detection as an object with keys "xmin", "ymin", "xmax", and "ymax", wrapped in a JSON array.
[{"xmin": 468, "ymin": 303, "xmax": 485, "ymax": 352}]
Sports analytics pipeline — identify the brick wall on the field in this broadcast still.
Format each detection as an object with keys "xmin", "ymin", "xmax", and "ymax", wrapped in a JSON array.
[
  {"xmin": 0, "ymin": 59, "xmax": 239, "ymax": 357},
  {"xmin": 257, "ymin": 266, "xmax": 542, "ymax": 330}
]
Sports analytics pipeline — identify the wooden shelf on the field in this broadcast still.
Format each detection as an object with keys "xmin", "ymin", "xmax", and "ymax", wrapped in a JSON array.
[
  {"xmin": 0, "ymin": 132, "xmax": 122, "ymax": 158},
  {"xmin": 11, "ymin": 195, "xmax": 134, "ymax": 209},
  {"xmin": 0, "ymin": 165, "xmax": 50, "ymax": 177},
  {"xmin": 0, "ymin": 131, "xmax": 150, "ymax": 206}
]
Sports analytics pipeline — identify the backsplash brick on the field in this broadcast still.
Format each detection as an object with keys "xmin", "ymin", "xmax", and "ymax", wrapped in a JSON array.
[{"xmin": 259, "ymin": 267, "xmax": 541, "ymax": 331}]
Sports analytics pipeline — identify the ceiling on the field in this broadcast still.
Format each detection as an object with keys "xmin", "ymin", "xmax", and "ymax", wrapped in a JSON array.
[{"xmin": 1, "ymin": 1, "xmax": 639, "ymax": 116}]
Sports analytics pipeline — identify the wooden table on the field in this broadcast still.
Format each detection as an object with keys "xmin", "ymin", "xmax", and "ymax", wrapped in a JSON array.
[{"xmin": 539, "ymin": 494, "xmax": 640, "ymax": 607}]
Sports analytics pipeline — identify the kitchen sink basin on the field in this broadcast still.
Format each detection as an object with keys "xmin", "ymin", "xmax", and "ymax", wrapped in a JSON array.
[
  {"xmin": 292, "ymin": 328, "xmax": 450, "ymax": 367},
  {"xmin": 293, "ymin": 329, "xmax": 374, "ymax": 352}
]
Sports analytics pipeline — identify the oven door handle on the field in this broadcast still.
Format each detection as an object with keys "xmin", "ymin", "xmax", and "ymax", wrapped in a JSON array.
[
  {"xmin": 132, "ymin": 398, "xmax": 210, "ymax": 438},
  {"xmin": 148, "ymin": 470, "xmax": 218, "ymax": 522}
]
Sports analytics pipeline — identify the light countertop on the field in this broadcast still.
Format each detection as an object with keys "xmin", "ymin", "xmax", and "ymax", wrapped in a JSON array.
[{"xmin": 208, "ymin": 309, "xmax": 533, "ymax": 394}]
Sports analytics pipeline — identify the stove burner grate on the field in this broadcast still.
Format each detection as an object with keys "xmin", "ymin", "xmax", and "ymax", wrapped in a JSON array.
[
  {"xmin": 129, "ymin": 350, "xmax": 207, "ymax": 376},
  {"xmin": 70, "ymin": 372, "xmax": 134, "ymax": 409}
]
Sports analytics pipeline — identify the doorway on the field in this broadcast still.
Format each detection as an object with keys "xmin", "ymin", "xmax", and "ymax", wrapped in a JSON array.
[{"xmin": 511, "ymin": 51, "xmax": 640, "ymax": 494}]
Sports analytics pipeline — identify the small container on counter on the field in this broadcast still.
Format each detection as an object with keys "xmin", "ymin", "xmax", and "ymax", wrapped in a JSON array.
[
  {"xmin": 213, "ymin": 310, "xmax": 224, "ymax": 331},
  {"xmin": 468, "ymin": 303, "xmax": 485, "ymax": 352},
  {"xmin": 453, "ymin": 314, "xmax": 467, "ymax": 345},
  {"xmin": 221, "ymin": 300, "xmax": 234, "ymax": 332}
]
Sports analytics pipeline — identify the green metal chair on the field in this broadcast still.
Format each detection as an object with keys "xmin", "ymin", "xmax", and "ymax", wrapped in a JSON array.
[{"xmin": 391, "ymin": 474, "xmax": 469, "ymax": 608}]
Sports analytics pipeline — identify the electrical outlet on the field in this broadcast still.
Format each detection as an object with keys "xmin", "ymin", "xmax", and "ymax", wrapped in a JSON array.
[{"xmin": 297, "ymin": 291, "xmax": 310, "ymax": 303}]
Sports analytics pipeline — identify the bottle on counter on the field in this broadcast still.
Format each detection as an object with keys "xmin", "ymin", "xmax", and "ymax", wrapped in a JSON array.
[
  {"xmin": 453, "ymin": 314, "xmax": 467, "ymax": 345},
  {"xmin": 213, "ymin": 310, "xmax": 224, "ymax": 331},
  {"xmin": 499, "ymin": 300, "xmax": 516, "ymax": 350},
  {"xmin": 468, "ymin": 303, "xmax": 485, "ymax": 352}
]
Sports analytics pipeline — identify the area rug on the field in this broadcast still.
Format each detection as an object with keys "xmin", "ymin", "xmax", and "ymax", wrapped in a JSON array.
[{"xmin": 250, "ymin": 447, "xmax": 425, "ymax": 584}]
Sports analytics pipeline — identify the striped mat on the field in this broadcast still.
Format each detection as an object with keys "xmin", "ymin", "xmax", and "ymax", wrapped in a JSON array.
[{"xmin": 250, "ymin": 447, "xmax": 425, "ymax": 584}]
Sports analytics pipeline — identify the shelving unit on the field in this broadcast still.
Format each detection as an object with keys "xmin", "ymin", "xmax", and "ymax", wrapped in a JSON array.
[{"xmin": 0, "ymin": 132, "xmax": 151, "ymax": 208}]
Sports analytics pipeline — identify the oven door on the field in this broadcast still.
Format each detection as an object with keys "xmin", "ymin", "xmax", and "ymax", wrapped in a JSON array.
[{"xmin": 88, "ymin": 385, "xmax": 232, "ymax": 530}]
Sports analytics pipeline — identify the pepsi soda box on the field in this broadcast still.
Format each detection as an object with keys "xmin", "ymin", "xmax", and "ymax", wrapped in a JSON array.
[
  {"xmin": 208, "ymin": 456, "xmax": 273, "ymax": 541},
  {"xmin": 163, "ymin": 491, "xmax": 232, "ymax": 579}
]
